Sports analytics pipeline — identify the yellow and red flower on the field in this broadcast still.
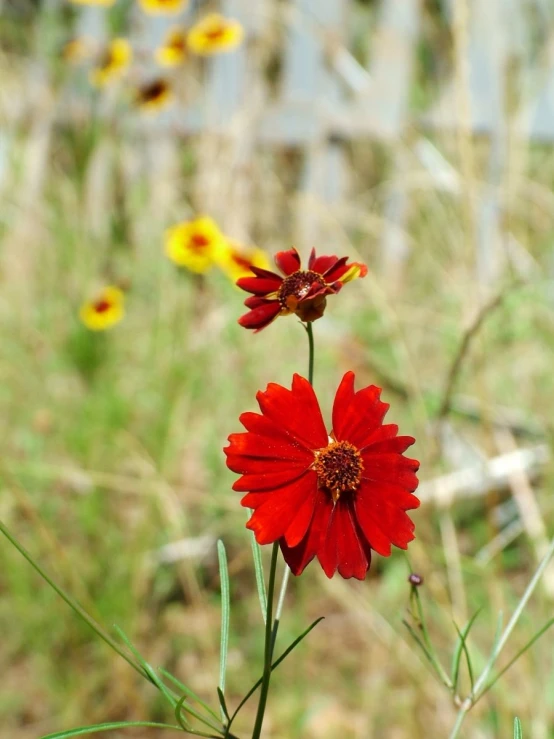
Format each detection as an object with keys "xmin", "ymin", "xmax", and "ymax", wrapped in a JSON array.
[
  {"xmin": 90, "ymin": 38, "xmax": 132, "ymax": 87},
  {"xmin": 217, "ymin": 241, "xmax": 270, "ymax": 283},
  {"xmin": 165, "ymin": 216, "xmax": 226, "ymax": 273},
  {"xmin": 225, "ymin": 372, "xmax": 420, "ymax": 580},
  {"xmin": 79, "ymin": 286, "xmax": 125, "ymax": 331},
  {"xmin": 135, "ymin": 79, "xmax": 173, "ymax": 112},
  {"xmin": 187, "ymin": 13, "xmax": 244, "ymax": 56},
  {"xmin": 237, "ymin": 247, "xmax": 367, "ymax": 331},
  {"xmin": 138, "ymin": 0, "xmax": 188, "ymax": 15},
  {"xmin": 155, "ymin": 26, "xmax": 188, "ymax": 67}
]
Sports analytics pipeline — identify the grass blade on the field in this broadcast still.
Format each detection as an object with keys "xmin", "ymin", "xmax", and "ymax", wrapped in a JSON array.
[
  {"xmin": 248, "ymin": 515, "xmax": 267, "ymax": 622},
  {"xmin": 514, "ymin": 717, "xmax": 523, "ymax": 739},
  {"xmin": 479, "ymin": 617, "xmax": 554, "ymax": 700},
  {"xmin": 41, "ymin": 721, "xmax": 183, "ymax": 738},
  {"xmin": 217, "ymin": 540, "xmax": 230, "ymax": 700},
  {"xmin": 159, "ymin": 669, "xmax": 220, "ymax": 723},
  {"xmin": 217, "ymin": 687, "xmax": 230, "ymax": 723},
  {"xmin": 473, "ymin": 611, "xmax": 503, "ymax": 698},
  {"xmin": 451, "ymin": 609, "xmax": 481, "ymax": 694}
]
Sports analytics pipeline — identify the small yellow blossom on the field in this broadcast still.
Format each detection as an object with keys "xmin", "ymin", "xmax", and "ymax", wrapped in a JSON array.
[
  {"xmin": 69, "ymin": 0, "xmax": 115, "ymax": 5},
  {"xmin": 135, "ymin": 79, "xmax": 173, "ymax": 112},
  {"xmin": 187, "ymin": 13, "xmax": 244, "ymax": 56},
  {"xmin": 155, "ymin": 26, "xmax": 188, "ymax": 67},
  {"xmin": 90, "ymin": 38, "xmax": 132, "ymax": 87},
  {"xmin": 217, "ymin": 241, "xmax": 270, "ymax": 283},
  {"xmin": 138, "ymin": 0, "xmax": 188, "ymax": 15},
  {"xmin": 62, "ymin": 37, "xmax": 93, "ymax": 64},
  {"xmin": 79, "ymin": 286, "xmax": 125, "ymax": 331},
  {"xmin": 165, "ymin": 216, "xmax": 227, "ymax": 273}
]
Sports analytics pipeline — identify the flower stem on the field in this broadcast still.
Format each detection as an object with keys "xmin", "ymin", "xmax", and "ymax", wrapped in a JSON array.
[
  {"xmin": 251, "ymin": 542, "xmax": 279, "ymax": 739},
  {"xmin": 306, "ymin": 322, "xmax": 315, "ymax": 385}
]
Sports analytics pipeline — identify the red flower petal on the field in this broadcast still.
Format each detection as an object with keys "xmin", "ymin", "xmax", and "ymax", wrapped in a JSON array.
[
  {"xmin": 274, "ymin": 248, "xmax": 301, "ymax": 276},
  {"xmin": 284, "ymin": 483, "xmax": 319, "ymax": 547},
  {"xmin": 323, "ymin": 256, "xmax": 349, "ymax": 282},
  {"xmin": 308, "ymin": 249, "xmax": 340, "ymax": 275},
  {"xmin": 238, "ymin": 301, "xmax": 281, "ymax": 331},
  {"xmin": 280, "ymin": 489, "xmax": 332, "ymax": 575},
  {"xmin": 362, "ymin": 435, "xmax": 416, "ymax": 456},
  {"xmin": 256, "ymin": 374, "xmax": 328, "ymax": 450},
  {"xmin": 236, "ymin": 275, "xmax": 282, "ymax": 296},
  {"xmin": 226, "ymin": 429, "xmax": 311, "ymax": 462},
  {"xmin": 361, "ymin": 453, "xmax": 420, "ymax": 492},
  {"xmin": 232, "ymin": 465, "xmax": 308, "ymax": 492},
  {"xmin": 355, "ymin": 488, "xmax": 417, "ymax": 553},
  {"xmin": 245, "ymin": 472, "xmax": 317, "ymax": 544},
  {"xmin": 317, "ymin": 500, "xmax": 369, "ymax": 579},
  {"xmin": 332, "ymin": 372, "xmax": 390, "ymax": 449},
  {"xmin": 237, "ymin": 411, "xmax": 313, "ymax": 454}
]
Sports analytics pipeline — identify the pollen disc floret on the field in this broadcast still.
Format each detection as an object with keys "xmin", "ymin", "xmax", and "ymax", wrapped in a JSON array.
[
  {"xmin": 314, "ymin": 440, "xmax": 363, "ymax": 503},
  {"xmin": 278, "ymin": 270, "xmax": 326, "ymax": 310}
]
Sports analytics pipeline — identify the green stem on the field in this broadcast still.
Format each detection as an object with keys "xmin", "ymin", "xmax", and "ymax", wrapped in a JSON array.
[
  {"xmin": 251, "ymin": 542, "xmax": 279, "ymax": 739},
  {"xmin": 306, "ymin": 322, "xmax": 315, "ymax": 385},
  {"xmin": 449, "ymin": 701, "xmax": 471, "ymax": 739}
]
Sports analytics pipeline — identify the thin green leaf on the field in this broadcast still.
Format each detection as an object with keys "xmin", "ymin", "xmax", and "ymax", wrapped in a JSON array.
[
  {"xmin": 0, "ymin": 521, "xmax": 143, "ymax": 679},
  {"xmin": 479, "ymin": 617, "xmax": 554, "ymax": 700},
  {"xmin": 403, "ymin": 620, "xmax": 451, "ymax": 688},
  {"xmin": 159, "ymin": 669, "xmax": 220, "ymax": 724},
  {"xmin": 40, "ymin": 721, "xmax": 183, "ymax": 738},
  {"xmin": 451, "ymin": 609, "xmax": 481, "ymax": 694},
  {"xmin": 175, "ymin": 694, "xmax": 191, "ymax": 731},
  {"xmin": 217, "ymin": 688, "xmax": 230, "ymax": 723},
  {"xmin": 473, "ymin": 610, "xmax": 503, "ymax": 698},
  {"xmin": 225, "ymin": 617, "xmax": 324, "ymax": 734},
  {"xmin": 248, "ymin": 515, "xmax": 267, "ymax": 622},
  {"xmin": 217, "ymin": 540, "xmax": 230, "ymax": 699},
  {"xmin": 114, "ymin": 627, "xmax": 222, "ymax": 734},
  {"xmin": 410, "ymin": 587, "xmax": 453, "ymax": 688},
  {"xmin": 514, "ymin": 717, "xmax": 523, "ymax": 739}
]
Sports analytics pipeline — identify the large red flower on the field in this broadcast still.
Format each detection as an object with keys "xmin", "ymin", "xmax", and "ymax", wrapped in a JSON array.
[
  {"xmin": 236, "ymin": 247, "xmax": 367, "ymax": 332},
  {"xmin": 225, "ymin": 372, "xmax": 420, "ymax": 580}
]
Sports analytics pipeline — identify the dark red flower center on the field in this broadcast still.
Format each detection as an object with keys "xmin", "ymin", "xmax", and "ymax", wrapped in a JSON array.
[
  {"xmin": 93, "ymin": 299, "xmax": 111, "ymax": 314},
  {"xmin": 313, "ymin": 440, "xmax": 363, "ymax": 503},
  {"xmin": 140, "ymin": 81, "xmax": 167, "ymax": 102},
  {"xmin": 190, "ymin": 233, "xmax": 211, "ymax": 250},
  {"xmin": 278, "ymin": 270, "xmax": 326, "ymax": 310}
]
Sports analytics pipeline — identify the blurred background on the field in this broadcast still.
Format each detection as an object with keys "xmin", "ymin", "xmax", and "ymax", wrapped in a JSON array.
[{"xmin": 1, "ymin": 0, "xmax": 554, "ymax": 737}]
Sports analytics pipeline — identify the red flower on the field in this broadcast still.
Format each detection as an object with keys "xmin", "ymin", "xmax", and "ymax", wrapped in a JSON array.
[
  {"xmin": 225, "ymin": 372, "xmax": 420, "ymax": 580},
  {"xmin": 236, "ymin": 247, "xmax": 367, "ymax": 332}
]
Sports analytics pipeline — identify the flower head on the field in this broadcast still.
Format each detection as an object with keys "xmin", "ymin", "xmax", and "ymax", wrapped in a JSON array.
[
  {"xmin": 139, "ymin": 0, "xmax": 188, "ymax": 14},
  {"xmin": 165, "ymin": 216, "xmax": 227, "ymax": 273},
  {"xmin": 225, "ymin": 372, "xmax": 420, "ymax": 580},
  {"xmin": 135, "ymin": 79, "xmax": 173, "ymax": 112},
  {"xmin": 90, "ymin": 38, "xmax": 132, "ymax": 87},
  {"xmin": 187, "ymin": 13, "xmax": 244, "ymax": 56},
  {"xmin": 217, "ymin": 241, "xmax": 270, "ymax": 284},
  {"xmin": 79, "ymin": 286, "xmax": 125, "ymax": 331},
  {"xmin": 155, "ymin": 26, "xmax": 188, "ymax": 67},
  {"xmin": 237, "ymin": 247, "xmax": 367, "ymax": 331}
]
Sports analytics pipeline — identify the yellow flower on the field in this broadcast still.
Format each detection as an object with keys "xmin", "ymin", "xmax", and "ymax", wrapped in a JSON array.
[
  {"xmin": 187, "ymin": 13, "xmax": 244, "ymax": 56},
  {"xmin": 135, "ymin": 79, "xmax": 173, "ymax": 112},
  {"xmin": 165, "ymin": 216, "xmax": 227, "ymax": 273},
  {"xmin": 155, "ymin": 26, "xmax": 188, "ymax": 67},
  {"xmin": 138, "ymin": 0, "xmax": 188, "ymax": 15},
  {"xmin": 217, "ymin": 241, "xmax": 270, "ymax": 283},
  {"xmin": 61, "ymin": 37, "xmax": 93, "ymax": 64},
  {"xmin": 90, "ymin": 38, "xmax": 132, "ymax": 87},
  {"xmin": 79, "ymin": 286, "xmax": 125, "ymax": 331},
  {"xmin": 69, "ymin": 0, "xmax": 115, "ymax": 5}
]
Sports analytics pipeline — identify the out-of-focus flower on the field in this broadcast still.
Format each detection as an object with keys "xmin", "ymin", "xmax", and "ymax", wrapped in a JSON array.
[
  {"xmin": 90, "ymin": 38, "xmax": 132, "ymax": 87},
  {"xmin": 225, "ymin": 372, "xmax": 420, "ymax": 580},
  {"xmin": 135, "ymin": 79, "xmax": 173, "ymax": 112},
  {"xmin": 217, "ymin": 241, "xmax": 270, "ymax": 283},
  {"xmin": 237, "ymin": 247, "xmax": 367, "ymax": 331},
  {"xmin": 155, "ymin": 26, "xmax": 188, "ymax": 66},
  {"xmin": 138, "ymin": 0, "xmax": 188, "ymax": 15},
  {"xmin": 69, "ymin": 0, "xmax": 116, "ymax": 6},
  {"xmin": 165, "ymin": 216, "xmax": 227, "ymax": 273},
  {"xmin": 79, "ymin": 286, "xmax": 125, "ymax": 331},
  {"xmin": 187, "ymin": 13, "xmax": 244, "ymax": 56},
  {"xmin": 61, "ymin": 37, "xmax": 93, "ymax": 64}
]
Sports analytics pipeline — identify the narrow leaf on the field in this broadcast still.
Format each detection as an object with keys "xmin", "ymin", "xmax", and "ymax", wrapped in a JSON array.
[
  {"xmin": 159, "ymin": 668, "xmax": 221, "ymax": 723},
  {"xmin": 174, "ymin": 694, "xmax": 191, "ymax": 731},
  {"xmin": 248, "ymin": 518, "xmax": 267, "ymax": 622},
  {"xmin": 403, "ymin": 620, "xmax": 449, "ymax": 686},
  {"xmin": 475, "ymin": 610, "xmax": 503, "ymax": 695},
  {"xmin": 217, "ymin": 540, "xmax": 230, "ymax": 699},
  {"xmin": 451, "ymin": 609, "xmax": 481, "ymax": 694},
  {"xmin": 40, "ymin": 721, "xmax": 183, "ymax": 738},
  {"xmin": 514, "ymin": 717, "xmax": 523, "ymax": 739},
  {"xmin": 217, "ymin": 687, "xmax": 230, "ymax": 723}
]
